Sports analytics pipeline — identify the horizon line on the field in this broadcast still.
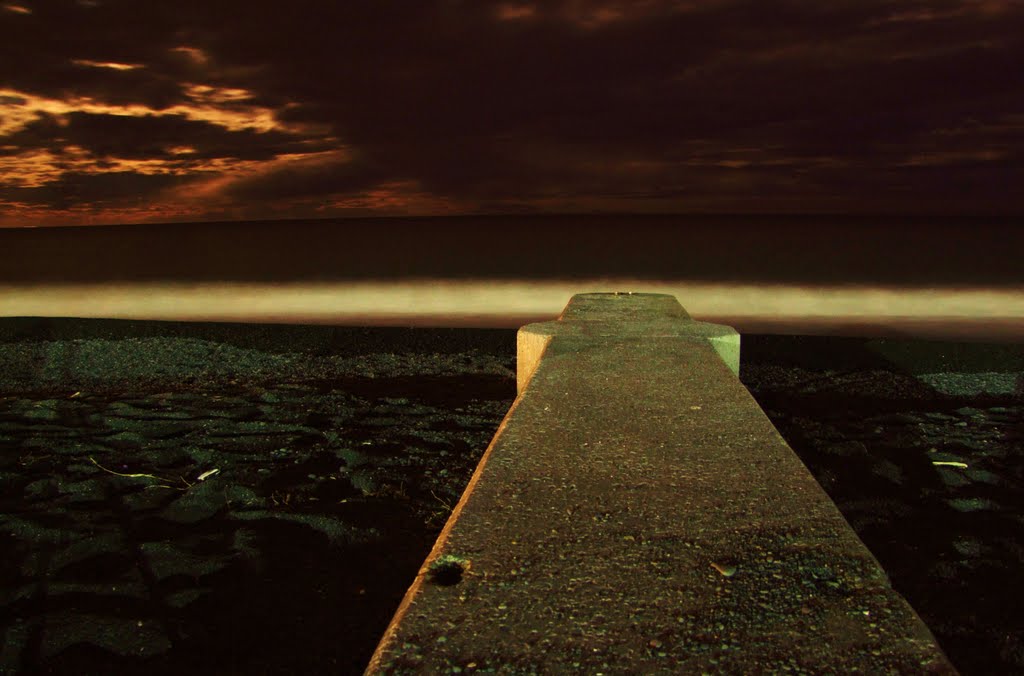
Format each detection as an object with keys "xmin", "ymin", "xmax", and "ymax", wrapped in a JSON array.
[{"xmin": 4, "ymin": 210, "xmax": 1023, "ymax": 230}]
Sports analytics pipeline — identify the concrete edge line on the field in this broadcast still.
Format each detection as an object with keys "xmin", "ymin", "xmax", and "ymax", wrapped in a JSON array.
[{"xmin": 363, "ymin": 373, "xmax": 530, "ymax": 675}]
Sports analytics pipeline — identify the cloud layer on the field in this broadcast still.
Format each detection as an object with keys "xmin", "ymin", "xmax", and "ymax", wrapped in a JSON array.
[{"xmin": 1, "ymin": 0, "xmax": 1022, "ymax": 225}]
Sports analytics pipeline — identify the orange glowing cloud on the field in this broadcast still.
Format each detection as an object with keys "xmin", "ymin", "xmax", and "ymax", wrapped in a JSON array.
[
  {"xmin": 0, "ymin": 59, "xmax": 353, "ymax": 226},
  {"xmin": 183, "ymin": 83, "xmax": 255, "ymax": 105},
  {"xmin": 71, "ymin": 59, "xmax": 143, "ymax": 71},
  {"xmin": 0, "ymin": 146, "xmax": 322, "ymax": 192},
  {"xmin": 170, "ymin": 46, "xmax": 210, "ymax": 65},
  {"xmin": 0, "ymin": 86, "xmax": 295, "ymax": 135},
  {"xmin": 0, "ymin": 83, "xmax": 333, "ymax": 200}
]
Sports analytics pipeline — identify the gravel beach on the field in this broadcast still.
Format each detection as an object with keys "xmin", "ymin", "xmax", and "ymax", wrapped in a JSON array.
[{"xmin": 0, "ymin": 318, "xmax": 1021, "ymax": 674}]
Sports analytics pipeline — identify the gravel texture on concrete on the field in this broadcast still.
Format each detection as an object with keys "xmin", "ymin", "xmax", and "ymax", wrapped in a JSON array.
[{"xmin": 0, "ymin": 319, "xmax": 1021, "ymax": 674}]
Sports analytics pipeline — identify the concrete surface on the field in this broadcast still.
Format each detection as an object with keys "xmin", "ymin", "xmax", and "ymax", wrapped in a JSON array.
[
  {"xmin": 516, "ymin": 293, "xmax": 739, "ymax": 394},
  {"xmin": 366, "ymin": 292, "xmax": 956, "ymax": 674}
]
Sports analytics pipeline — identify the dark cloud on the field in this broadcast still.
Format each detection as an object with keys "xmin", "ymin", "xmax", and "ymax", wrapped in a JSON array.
[
  {"xmin": 222, "ymin": 153, "xmax": 387, "ymax": 201},
  {"xmin": 1, "ymin": 0, "xmax": 1022, "ymax": 222},
  {"xmin": 4, "ymin": 111, "xmax": 333, "ymax": 161},
  {"xmin": 199, "ymin": 0, "xmax": 1023, "ymax": 209},
  {"xmin": 0, "ymin": 171, "xmax": 190, "ymax": 209},
  {"xmin": 0, "ymin": 1, "xmax": 185, "ymax": 107}
]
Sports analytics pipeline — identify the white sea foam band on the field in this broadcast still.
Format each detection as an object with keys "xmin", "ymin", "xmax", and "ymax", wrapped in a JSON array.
[{"xmin": 1, "ymin": 280, "xmax": 1023, "ymax": 341}]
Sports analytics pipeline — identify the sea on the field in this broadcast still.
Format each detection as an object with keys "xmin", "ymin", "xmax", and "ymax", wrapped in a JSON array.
[{"xmin": 1, "ymin": 214, "xmax": 1022, "ymax": 341}]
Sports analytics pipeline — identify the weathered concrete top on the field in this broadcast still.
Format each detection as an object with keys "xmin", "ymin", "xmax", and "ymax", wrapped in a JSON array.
[
  {"xmin": 517, "ymin": 292, "xmax": 740, "ymax": 394},
  {"xmin": 367, "ymin": 293, "xmax": 956, "ymax": 674}
]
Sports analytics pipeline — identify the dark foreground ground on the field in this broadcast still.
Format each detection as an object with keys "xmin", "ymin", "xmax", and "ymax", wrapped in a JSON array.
[{"xmin": 0, "ymin": 318, "xmax": 1021, "ymax": 675}]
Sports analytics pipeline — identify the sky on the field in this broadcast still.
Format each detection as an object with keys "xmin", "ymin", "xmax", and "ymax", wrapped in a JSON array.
[{"xmin": 0, "ymin": 0, "xmax": 1022, "ymax": 228}]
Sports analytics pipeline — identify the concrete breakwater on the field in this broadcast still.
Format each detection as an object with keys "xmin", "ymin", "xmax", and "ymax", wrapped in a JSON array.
[{"xmin": 368, "ymin": 293, "xmax": 956, "ymax": 674}]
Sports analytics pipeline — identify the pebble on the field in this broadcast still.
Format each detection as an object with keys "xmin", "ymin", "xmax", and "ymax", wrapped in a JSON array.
[
  {"xmin": 742, "ymin": 359, "xmax": 1023, "ymax": 676},
  {"xmin": 0, "ymin": 378, "xmax": 512, "ymax": 671}
]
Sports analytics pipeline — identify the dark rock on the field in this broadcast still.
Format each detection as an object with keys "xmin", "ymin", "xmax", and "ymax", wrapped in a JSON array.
[
  {"xmin": 158, "ymin": 480, "xmax": 228, "ymax": 524},
  {"xmin": 140, "ymin": 540, "xmax": 230, "ymax": 581},
  {"xmin": 947, "ymin": 498, "xmax": 1000, "ymax": 513},
  {"xmin": 39, "ymin": 612, "xmax": 173, "ymax": 660},
  {"xmin": 23, "ymin": 477, "xmax": 61, "ymax": 500},
  {"xmin": 63, "ymin": 478, "xmax": 107, "ymax": 503}
]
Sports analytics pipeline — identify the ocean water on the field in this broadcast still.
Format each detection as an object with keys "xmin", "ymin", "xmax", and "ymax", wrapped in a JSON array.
[
  {"xmin": 1, "ymin": 213, "xmax": 1022, "ymax": 285},
  {"xmin": 1, "ymin": 214, "xmax": 1022, "ymax": 341}
]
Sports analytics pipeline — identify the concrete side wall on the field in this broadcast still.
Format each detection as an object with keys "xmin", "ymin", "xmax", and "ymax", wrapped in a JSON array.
[{"xmin": 366, "ymin": 293, "xmax": 956, "ymax": 674}]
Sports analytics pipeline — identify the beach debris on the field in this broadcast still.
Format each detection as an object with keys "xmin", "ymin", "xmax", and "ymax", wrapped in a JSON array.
[
  {"xmin": 89, "ymin": 456, "xmax": 192, "ymax": 490},
  {"xmin": 710, "ymin": 561, "xmax": 736, "ymax": 577},
  {"xmin": 932, "ymin": 461, "xmax": 969, "ymax": 469}
]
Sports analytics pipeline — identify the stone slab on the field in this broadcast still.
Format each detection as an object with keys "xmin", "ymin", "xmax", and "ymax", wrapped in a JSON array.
[{"xmin": 367, "ymin": 293, "xmax": 956, "ymax": 674}]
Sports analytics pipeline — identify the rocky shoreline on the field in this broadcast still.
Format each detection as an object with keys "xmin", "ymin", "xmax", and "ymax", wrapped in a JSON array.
[
  {"xmin": 1, "ymin": 319, "xmax": 1021, "ymax": 674},
  {"xmin": 740, "ymin": 336, "xmax": 1023, "ymax": 675}
]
